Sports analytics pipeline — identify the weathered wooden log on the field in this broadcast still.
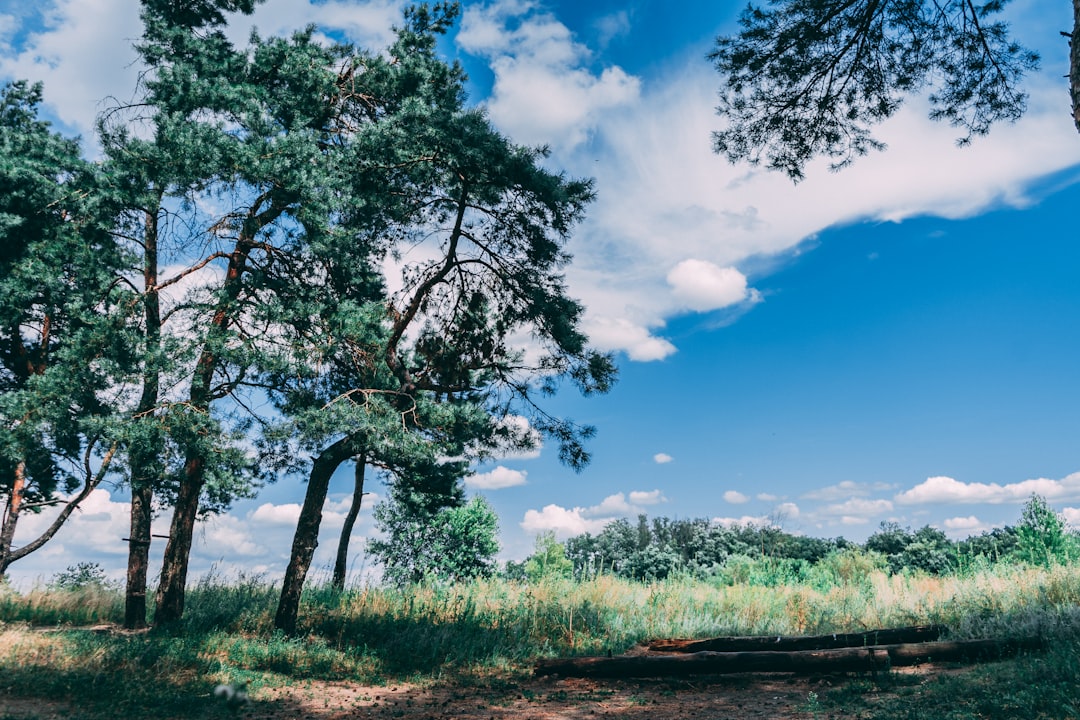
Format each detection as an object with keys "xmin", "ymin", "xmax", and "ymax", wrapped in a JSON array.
[
  {"xmin": 534, "ymin": 638, "xmax": 1043, "ymax": 678},
  {"xmin": 648, "ymin": 625, "xmax": 946, "ymax": 653}
]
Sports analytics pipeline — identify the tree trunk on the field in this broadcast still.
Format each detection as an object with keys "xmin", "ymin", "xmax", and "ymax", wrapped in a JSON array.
[
  {"xmin": 0, "ymin": 462, "xmax": 27, "ymax": 577},
  {"xmin": 125, "ymin": 205, "xmax": 161, "ymax": 630},
  {"xmin": 275, "ymin": 435, "xmax": 357, "ymax": 635},
  {"xmin": 534, "ymin": 638, "xmax": 1044, "ymax": 678},
  {"xmin": 154, "ymin": 456, "xmax": 203, "ymax": 624},
  {"xmin": 648, "ymin": 625, "xmax": 946, "ymax": 653},
  {"xmin": 1071, "ymin": 0, "xmax": 1080, "ymax": 132},
  {"xmin": 332, "ymin": 455, "xmax": 366, "ymax": 591},
  {"xmin": 155, "ymin": 197, "xmax": 281, "ymax": 624},
  {"xmin": 124, "ymin": 482, "xmax": 153, "ymax": 628}
]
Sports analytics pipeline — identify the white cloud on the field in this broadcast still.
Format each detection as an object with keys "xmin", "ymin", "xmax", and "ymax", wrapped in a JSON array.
[
  {"xmin": 250, "ymin": 502, "xmax": 302, "ymax": 526},
  {"xmin": 1062, "ymin": 508, "xmax": 1080, "ymax": 528},
  {"xmin": 458, "ymin": 0, "xmax": 639, "ymax": 151},
  {"xmin": 628, "ymin": 489, "xmax": 667, "ymax": 506},
  {"xmin": 520, "ymin": 488, "xmax": 667, "ymax": 538},
  {"xmin": 465, "ymin": 466, "xmax": 528, "ymax": 490},
  {"xmin": 0, "ymin": 0, "xmax": 143, "ymax": 141},
  {"xmin": 555, "ymin": 61, "xmax": 1080, "ymax": 361},
  {"xmin": 895, "ymin": 473, "xmax": 1080, "ymax": 505},
  {"xmin": 723, "ymin": 490, "xmax": 749, "ymax": 504},
  {"xmin": 818, "ymin": 498, "xmax": 894, "ymax": 521},
  {"xmin": 757, "ymin": 493, "xmax": 778, "ymax": 502},
  {"xmin": 667, "ymin": 259, "xmax": 751, "ymax": 312},
  {"xmin": 583, "ymin": 316, "xmax": 676, "ymax": 361},
  {"xmin": 941, "ymin": 515, "xmax": 989, "ymax": 537},
  {"xmin": 653, "ymin": 453, "xmax": 673, "ymax": 464},
  {"xmin": 775, "ymin": 502, "xmax": 800, "ymax": 519},
  {"xmin": 520, "ymin": 504, "xmax": 609, "ymax": 538}
]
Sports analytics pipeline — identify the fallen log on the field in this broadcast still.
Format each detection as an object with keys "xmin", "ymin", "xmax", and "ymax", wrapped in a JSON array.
[
  {"xmin": 648, "ymin": 625, "xmax": 946, "ymax": 653},
  {"xmin": 534, "ymin": 638, "xmax": 1043, "ymax": 678}
]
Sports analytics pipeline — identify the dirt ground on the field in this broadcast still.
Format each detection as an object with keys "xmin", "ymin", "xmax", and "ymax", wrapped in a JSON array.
[{"xmin": 0, "ymin": 665, "xmax": 949, "ymax": 720}]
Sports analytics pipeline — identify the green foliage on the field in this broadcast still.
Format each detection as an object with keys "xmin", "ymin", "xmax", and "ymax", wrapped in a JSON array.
[
  {"xmin": 1014, "ymin": 494, "xmax": 1076, "ymax": 567},
  {"xmin": 48, "ymin": 563, "xmax": 114, "ymax": 592},
  {"xmin": 711, "ymin": 0, "xmax": 1041, "ymax": 179},
  {"xmin": 523, "ymin": 532, "xmax": 573, "ymax": 582},
  {"xmin": 565, "ymin": 515, "xmax": 851, "ymax": 582},
  {"xmin": 368, "ymin": 489, "xmax": 501, "ymax": 587},
  {"xmin": 865, "ymin": 522, "xmax": 957, "ymax": 575}
]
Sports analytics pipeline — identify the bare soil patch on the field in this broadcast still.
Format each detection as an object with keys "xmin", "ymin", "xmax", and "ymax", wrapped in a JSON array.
[{"xmin": 0, "ymin": 664, "xmax": 957, "ymax": 720}]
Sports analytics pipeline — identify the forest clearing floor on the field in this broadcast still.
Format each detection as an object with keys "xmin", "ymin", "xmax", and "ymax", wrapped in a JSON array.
[{"xmin": 0, "ymin": 662, "xmax": 963, "ymax": 720}]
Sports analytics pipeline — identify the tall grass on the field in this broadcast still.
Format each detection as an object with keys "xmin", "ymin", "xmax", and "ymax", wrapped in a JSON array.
[{"xmin": 3, "ymin": 558, "xmax": 1080, "ymax": 717}]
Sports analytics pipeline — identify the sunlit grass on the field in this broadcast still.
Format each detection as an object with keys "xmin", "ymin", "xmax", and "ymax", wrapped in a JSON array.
[{"xmin": 2, "ymin": 559, "xmax": 1080, "ymax": 718}]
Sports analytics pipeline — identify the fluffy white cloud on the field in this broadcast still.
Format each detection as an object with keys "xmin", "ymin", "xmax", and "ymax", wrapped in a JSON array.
[
  {"xmin": 1062, "ymin": 508, "xmax": 1080, "ymax": 528},
  {"xmin": 582, "ymin": 316, "xmax": 676, "ymax": 362},
  {"xmin": 667, "ymin": 259, "xmax": 751, "ymax": 312},
  {"xmin": 520, "ymin": 489, "xmax": 667, "ymax": 538},
  {"xmin": 652, "ymin": 453, "xmax": 673, "ymax": 464},
  {"xmin": 628, "ymin": 489, "xmax": 667, "ymax": 506},
  {"xmin": 895, "ymin": 473, "xmax": 1080, "ymax": 505},
  {"xmin": 757, "ymin": 493, "xmax": 779, "ymax": 502},
  {"xmin": 250, "ymin": 502, "xmax": 302, "ymax": 526},
  {"xmin": 465, "ymin": 466, "xmax": 528, "ymax": 489},
  {"xmin": 458, "ymin": 0, "xmax": 639, "ymax": 151},
  {"xmin": 775, "ymin": 502, "xmax": 800, "ymax": 519},
  {"xmin": 943, "ymin": 516, "xmax": 989, "ymax": 533},
  {"xmin": 817, "ymin": 498, "xmax": 894, "ymax": 523},
  {"xmin": 723, "ymin": 490, "xmax": 749, "ymax": 504},
  {"xmin": 520, "ymin": 504, "xmax": 609, "ymax": 538}
]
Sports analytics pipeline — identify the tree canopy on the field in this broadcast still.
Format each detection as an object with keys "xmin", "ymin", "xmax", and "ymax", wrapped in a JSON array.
[
  {"xmin": 710, "ymin": 0, "xmax": 1076, "ymax": 180},
  {"xmin": 0, "ymin": 0, "xmax": 615, "ymax": 631}
]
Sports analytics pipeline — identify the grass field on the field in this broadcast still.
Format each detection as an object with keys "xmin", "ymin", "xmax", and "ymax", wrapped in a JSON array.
[{"xmin": 2, "ymin": 557, "xmax": 1080, "ymax": 718}]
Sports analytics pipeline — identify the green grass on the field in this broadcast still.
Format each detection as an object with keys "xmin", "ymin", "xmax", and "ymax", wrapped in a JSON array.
[{"xmin": 2, "ymin": 560, "xmax": 1080, "ymax": 718}]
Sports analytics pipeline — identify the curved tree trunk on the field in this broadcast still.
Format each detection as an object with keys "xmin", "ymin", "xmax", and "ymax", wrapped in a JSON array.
[
  {"xmin": 125, "ymin": 205, "xmax": 161, "ymax": 630},
  {"xmin": 275, "ymin": 435, "xmax": 358, "ymax": 635},
  {"xmin": 155, "ymin": 198, "xmax": 284, "ymax": 625},
  {"xmin": 0, "ymin": 445, "xmax": 117, "ymax": 576},
  {"xmin": 332, "ymin": 455, "xmax": 367, "ymax": 590},
  {"xmin": 0, "ymin": 463, "xmax": 27, "ymax": 577}
]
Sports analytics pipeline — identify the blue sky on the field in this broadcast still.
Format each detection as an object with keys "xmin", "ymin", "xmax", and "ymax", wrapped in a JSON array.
[{"xmin": 3, "ymin": 0, "xmax": 1080, "ymax": 586}]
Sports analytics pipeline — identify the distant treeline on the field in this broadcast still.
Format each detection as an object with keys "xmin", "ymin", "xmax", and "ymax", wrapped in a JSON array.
[{"xmin": 506, "ymin": 495, "xmax": 1073, "ymax": 584}]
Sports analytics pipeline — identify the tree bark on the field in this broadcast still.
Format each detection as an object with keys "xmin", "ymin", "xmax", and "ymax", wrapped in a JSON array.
[
  {"xmin": 648, "ymin": 625, "xmax": 946, "ymax": 653},
  {"xmin": 125, "ymin": 205, "xmax": 161, "ymax": 630},
  {"xmin": 275, "ymin": 435, "xmax": 357, "ymax": 635},
  {"xmin": 0, "ymin": 462, "xmax": 27, "ymax": 577},
  {"xmin": 332, "ymin": 455, "xmax": 366, "ymax": 591},
  {"xmin": 154, "ymin": 456, "xmax": 202, "ymax": 623},
  {"xmin": 535, "ymin": 638, "xmax": 1044, "ymax": 678},
  {"xmin": 124, "ymin": 482, "xmax": 153, "ymax": 628}
]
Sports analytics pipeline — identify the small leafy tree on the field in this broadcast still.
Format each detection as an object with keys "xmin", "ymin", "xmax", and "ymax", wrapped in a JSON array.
[
  {"xmin": 1014, "ymin": 494, "xmax": 1074, "ymax": 567},
  {"xmin": 524, "ymin": 531, "xmax": 573, "ymax": 582},
  {"xmin": 368, "ymin": 478, "xmax": 500, "ymax": 587}
]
